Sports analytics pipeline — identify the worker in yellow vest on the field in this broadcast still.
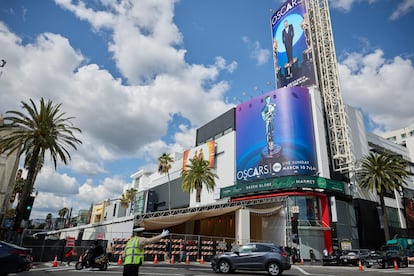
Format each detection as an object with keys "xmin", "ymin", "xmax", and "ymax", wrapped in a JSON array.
[{"xmin": 122, "ymin": 227, "xmax": 169, "ymax": 276}]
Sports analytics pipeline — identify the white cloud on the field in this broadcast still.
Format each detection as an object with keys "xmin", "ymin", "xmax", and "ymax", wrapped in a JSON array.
[
  {"xmin": 35, "ymin": 167, "xmax": 79, "ymax": 195},
  {"xmin": 242, "ymin": 36, "xmax": 270, "ymax": 66},
  {"xmin": 390, "ymin": 0, "xmax": 414, "ymax": 20},
  {"xmin": 328, "ymin": 0, "xmax": 378, "ymax": 12},
  {"xmin": 78, "ymin": 177, "xmax": 126, "ymax": 205},
  {"xmin": 339, "ymin": 49, "xmax": 414, "ymax": 132}
]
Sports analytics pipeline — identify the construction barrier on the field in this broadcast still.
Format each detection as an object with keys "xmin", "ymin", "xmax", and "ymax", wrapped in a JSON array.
[
  {"xmin": 52, "ymin": 255, "xmax": 58, "ymax": 267},
  {"xmin": 117, "ymin": 254, "xmax": 123, "ymax": 265}
]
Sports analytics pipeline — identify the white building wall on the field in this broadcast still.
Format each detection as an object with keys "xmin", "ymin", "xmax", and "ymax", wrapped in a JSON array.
[
  {"xmin": 382, "ymin": 124, "xmax": 414, "ymax": 146},
  {"xmin": 310, "ymin": 87, "xmax": 331, "ymax": 178},
  {"xmin": 188, "ymin": 131, "xmax": 236, "ymax": 207}
]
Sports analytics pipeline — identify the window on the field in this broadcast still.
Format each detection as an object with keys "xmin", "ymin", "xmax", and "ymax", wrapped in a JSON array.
[
  {"xmin": 289, "ymin": 196, "xmax": 321, "ymax": 227},
  {"xmin": 113, "ymin": 203, "xmax": 117, "ymax": 216}
]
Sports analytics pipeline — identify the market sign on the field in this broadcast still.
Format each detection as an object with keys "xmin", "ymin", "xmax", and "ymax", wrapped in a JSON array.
[{"xmin": 220, "ymin": 175, "xmax": 345, "ymax": 198}]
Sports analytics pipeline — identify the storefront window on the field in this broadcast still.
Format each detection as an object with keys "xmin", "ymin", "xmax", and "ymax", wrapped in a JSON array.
[{"xmin": 289, "ymin": 196, "xmax": 321, "ymax": 226}]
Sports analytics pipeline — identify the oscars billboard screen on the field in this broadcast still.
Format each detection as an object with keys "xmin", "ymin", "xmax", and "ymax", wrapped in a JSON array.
[
  {"xmin": 235, "ymin": 87, "xmax": 318, "ymax": 183},
  {"xmin": 271, "ymin": 0, "xmax": 317, "ymax": 88}
]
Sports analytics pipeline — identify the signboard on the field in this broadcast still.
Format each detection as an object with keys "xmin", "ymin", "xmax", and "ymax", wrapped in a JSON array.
[
  {"xmin": 182, "ymin": 140, "xmax": 215, "ymax": 170},
  {"xmin": 291, "ymin": 206, "xmax": 299, "ymax": 213},
  {"xmin": 235, "ymin": 87, "xmax": 318, "ymax": 183},
  {"xmin": 270, "ymin": 0, "xmax": 317, "ymax": 88},
  {"xmin": 220, "ymin": 175, "xmax": 345, "ymax": 198},
  {"xmin": 66, "ymin": 237, "xmax": 76, "ymax": 247}
]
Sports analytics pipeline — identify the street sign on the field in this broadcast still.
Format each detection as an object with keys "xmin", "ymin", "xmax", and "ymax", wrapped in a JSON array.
[
  {"xmin": 291, "ymin": 206, "xmax": 299, "ymax": 213},
  {"xmin": 66, "ymin": 237, "xmax": 75, "ymax": 247}
]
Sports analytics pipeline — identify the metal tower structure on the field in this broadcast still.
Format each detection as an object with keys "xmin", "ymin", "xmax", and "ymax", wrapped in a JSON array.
[{"xmin": 306, "ymin": 0, "xmax": 353, "ymax": 173}]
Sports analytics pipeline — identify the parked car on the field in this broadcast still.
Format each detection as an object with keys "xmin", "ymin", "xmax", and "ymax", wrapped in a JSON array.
[
  {"xmin": 0, "ymin": 241, "xmax": 33, "ymax": 276},
  {"xmin": 365, "ymin": 250, "xmax": 381, "ymax": 268},
  {"xmin": 211, "ymin": 242, "xmax": 291, "ymax": 276},
  {"xmin": 376, "ymin": 250, "xmax": 408, "ymax": 269},
  {"xmin": 322, "ymin": 249, "xmax": 343, "ymax": 266},
  {"xmin": 338, "ymin": 249, "xmax": 370, "ymax": 266}
]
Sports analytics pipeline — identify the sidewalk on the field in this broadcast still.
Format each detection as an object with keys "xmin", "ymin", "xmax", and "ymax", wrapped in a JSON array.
[{"xmin": 33, "ymin": 261, "xmax": 211, "ymax": 269}]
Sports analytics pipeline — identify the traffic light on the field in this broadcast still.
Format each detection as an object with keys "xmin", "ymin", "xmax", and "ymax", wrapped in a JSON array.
[
  {"xmin": 291, "ymin": 213, "xmax": 299, "ymax": 234},
  {"xmin": 22, "ymin": 196, "xmax": 35, "ymax": 220}
]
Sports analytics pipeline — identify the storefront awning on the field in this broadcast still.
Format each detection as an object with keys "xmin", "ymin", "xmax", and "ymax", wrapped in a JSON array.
[{"xmin": 141, "ymin": 205, "xmax": 241, "ymax": 230}]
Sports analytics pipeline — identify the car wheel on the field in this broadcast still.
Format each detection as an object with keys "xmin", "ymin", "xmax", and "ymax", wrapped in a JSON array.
[
  {"xmin": 218, "ymin": 260, "xmax": 231, "ymax": 274},
  {"xmin": 267, "ymin": 262, "xmax": 281, "ymax": 276}
]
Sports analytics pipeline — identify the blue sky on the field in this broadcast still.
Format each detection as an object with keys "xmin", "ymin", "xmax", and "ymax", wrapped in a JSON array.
[{"xmin": 1, "ymin": 0, "xmax": 413, "ymax": 220}]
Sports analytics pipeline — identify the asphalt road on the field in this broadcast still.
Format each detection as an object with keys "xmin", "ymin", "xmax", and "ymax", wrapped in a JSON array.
[{"xmin": 13, "ymin": 262, "xmax": 414, "ymax": 276}]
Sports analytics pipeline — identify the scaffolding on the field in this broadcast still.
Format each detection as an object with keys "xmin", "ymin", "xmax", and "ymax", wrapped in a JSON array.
[
  {"xmin": 135, "ymin": 196, "xmax": 287, "ymax": 223},
  {"xmin": 306, "ymin": 0, "xmax": 354, "ymax": 173}
]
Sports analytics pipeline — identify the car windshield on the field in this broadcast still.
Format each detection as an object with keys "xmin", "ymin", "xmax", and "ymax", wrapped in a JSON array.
[{"xmin": 344, "ymin": 250, "xmax": 357, "ymax": 255}]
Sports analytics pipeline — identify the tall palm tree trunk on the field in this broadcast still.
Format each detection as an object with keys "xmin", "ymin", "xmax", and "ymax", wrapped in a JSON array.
[{"xmin": 14, "ymin": 147, "xmax": 39, "ymax": 230}]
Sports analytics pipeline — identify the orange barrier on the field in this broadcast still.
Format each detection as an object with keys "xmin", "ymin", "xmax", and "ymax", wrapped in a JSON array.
[
  {"xmin": 117, "ymin": 255, "xmax": 123, "ymax": 265},
  {"xmin": 358, "ymin": 260, "xmax": 363, "ymax": 271},
  {"xmin": 185, "ymin": 255, "xmax": 189, "ymax": 265},
  {"xmin": 394, "ymin": 260, "xmax": 399, "ymax": 270},
  {"xmin": 52, "ymin": 255, "xmax": 58, "ymax": 267}
]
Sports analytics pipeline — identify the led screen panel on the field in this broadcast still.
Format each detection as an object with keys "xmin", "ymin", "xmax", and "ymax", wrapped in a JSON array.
[
  {"xmin": 271, "ymin": 0, "xmax": 317, "ymax": 88},
  {"xmin": 182, "ymin": 140, "xmax": 215, "ymax": 170},
  {"xmin": 236, "ymin": 87, "xmax": 318, "ymax": 183}
]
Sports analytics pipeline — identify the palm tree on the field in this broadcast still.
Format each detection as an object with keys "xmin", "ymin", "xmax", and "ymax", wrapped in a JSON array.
[
  {"xmin": 158, "ymin": 152, "xmax": 174, "ymax": 210},
  {"xmin": 120, "ymin": 194, "xmax": 129, "ymax": 209},
  {"xmin": 181, "ymin": 157, "xmax": 218, "ymax": 203},
  {"xmin": 0, "ymin": 98, "xmax": 82, "ymax": 230},
  {"xmin": 120, "ymin": 188, "xmax": 137, "ymax": 211},
  {"xmin": 357, "ymin": 152, "xmax": 409, "ymax": 241},
  {"xmin": 45, "ymin": 213, "xmax": 52, "ymax": 230},
  {"xmin": 58, "ymin": 207, "xmax": 69, "ymax": 218},
  {"xmin": 58, "ymin": 207, "xmax": 69, "ymax": 227}
]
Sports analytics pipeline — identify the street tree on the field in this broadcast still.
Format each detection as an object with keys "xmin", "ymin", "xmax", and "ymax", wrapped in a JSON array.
[
  {"xmin": 120, "ymin": 188, "xmax": 137, "ymax": 211},
  {"xmin": 181, "ymin": 157, "xmax": 218, "ymax": 203},
  {"xmin": 357, "ymin": 152, "xmax": 409, "ymax": 241},
  {"xmin": 0, "ymin": 98, "xmax": 82, "ymax": 230},
  {"xmin": 158, "ymin": 152, "xmax": 174, "ymax": 210}
]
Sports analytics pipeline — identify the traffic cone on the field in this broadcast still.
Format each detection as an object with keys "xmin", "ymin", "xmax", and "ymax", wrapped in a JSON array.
[
  {"xmin": 394, "ymin": 259, "xmax": 399, "ymax": 270},
  {"xmin": 300, "ymin": 258, "xmax": 304, "ymax": 265},
  {"xmin": 153, "ymin": 254, "xmax": 158, "ymax": 264},
  {"xmin": 358, "ymin": 260, "xmax": 363, "ymax": 271},
  {"xmin": 185, "ymin": 255, "xmax": 190, "ymax": 265},
  {"xmin": 52, "ymin": 255, "xmax": 58, "ymax": 267},
  {"xmin": 117, "ymin": 254, "xmax": 123, "ymax": 265},
  {"xmin": 170, "ymin": 254, "xmax": 175, "ymax": 264},
  {"xmin": 199, "ymin": 255, "xmax": 205, "ymax": 264}
]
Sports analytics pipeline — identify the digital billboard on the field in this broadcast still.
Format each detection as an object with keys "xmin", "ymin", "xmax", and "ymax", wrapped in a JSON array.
[
  {"xmin": 271, "ymin": 0, "xmax": 317, "ymax": 88},
  {"xmin": 236, "ymin": 87, "xmax": 318, "ymax": 183},
  {"xmin": 182, "ymin": 140, "xmax": 215, "ymax": 170}
]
